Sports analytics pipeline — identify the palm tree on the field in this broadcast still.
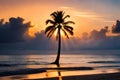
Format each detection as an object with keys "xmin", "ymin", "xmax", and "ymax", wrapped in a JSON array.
[{"xmin": 45, "ymin": 11, "xmax": 75, "ymax": 64}]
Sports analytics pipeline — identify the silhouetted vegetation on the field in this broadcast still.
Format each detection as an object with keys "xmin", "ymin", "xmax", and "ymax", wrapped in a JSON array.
[{"xmin": 45, "ymin": 11, "xmax": 75, "ymax": 64}]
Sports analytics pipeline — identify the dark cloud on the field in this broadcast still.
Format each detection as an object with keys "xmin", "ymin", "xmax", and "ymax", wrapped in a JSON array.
[
  {"xmin": 74, "ymin": 26, "xmax": 120, "ymax": 50},
  {"xmin": 89, "ymin": 27, "xmax": 120, "ymax": 49},
  {"xmin": 29, "ymin": 30, "xmax": 56, "ymax": 50},
  {"xmin": 0, "ymin": 19, "xmax": 120, "ymax": 52},
  {"xmin": 65, "ymin": 26, "xmax": 120, "ymax": 50},
  {"xmin": 90, "ymin": 26, "xmax": 108, "ymax": 40},
  {"xmin": 0, "ymin": 30, "xmax": 57, "ymax": 51},
  {"xmin": 112, "ymin": 20, "xmax": 120, "ymax": 33},
  {"xmin": 0, "ymin": 17, "xmax": 32, "ymax": 43}
]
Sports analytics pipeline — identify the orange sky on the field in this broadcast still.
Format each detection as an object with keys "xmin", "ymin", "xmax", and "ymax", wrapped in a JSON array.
[{"xmin": 0, "ymin": 0, "xmax": 120, "ymax": 37}]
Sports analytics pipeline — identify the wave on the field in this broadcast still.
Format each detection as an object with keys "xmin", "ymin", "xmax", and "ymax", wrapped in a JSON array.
[
  {"xmin": 0, "ymin": 68, "xmax": 46, "ymax": 77},
  {"xmin": 88, "ymin": 61, "xmax": 120, "ymax": 64},
  {"xmin": 0, "ymin": 66, "xmax": 94, "ymax": 77},
  {"xmin": 0, "ymin": 61, "xmax": 49, "ymax": 67}
]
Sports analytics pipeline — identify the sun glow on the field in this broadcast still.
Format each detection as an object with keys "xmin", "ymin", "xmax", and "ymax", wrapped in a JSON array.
[
  {"xmin": 54, "ymin": 29, "xmax": 65, "ymax": 37},
  {"xmin": 0, "ymin": 0, "xmax": 119, "ymax": 39}
]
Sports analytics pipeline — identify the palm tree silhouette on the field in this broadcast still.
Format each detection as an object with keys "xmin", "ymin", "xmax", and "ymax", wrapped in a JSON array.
[{"xmin": 45, "ymin": 11, "xmax": 75, "ymax": 64}]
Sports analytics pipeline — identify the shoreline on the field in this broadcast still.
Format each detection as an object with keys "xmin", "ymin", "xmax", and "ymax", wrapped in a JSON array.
[
  {"xmin": 0, "ymin": 66, "xmax": 93, "ymax": 77},
  {"xmin": 0, "ymin": 66, "xmax": 120, "ymax": 80},
  {"xmin": 36, "ymin": 72, "xmax": 120, "ymax": 80}
]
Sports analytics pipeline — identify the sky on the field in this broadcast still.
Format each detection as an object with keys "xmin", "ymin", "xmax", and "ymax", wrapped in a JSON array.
[
  {"xmin": 0, "ymin": 0, "xmax": 120, "ymax": 36},
  {"xmin": 0, "ymin": 0, "xmax": 120, "ymax": 52}
]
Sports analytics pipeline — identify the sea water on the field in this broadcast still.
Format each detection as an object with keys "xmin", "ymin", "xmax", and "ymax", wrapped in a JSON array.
[{"xmin": 0, "ymin": 50, "xmax": 120, "ymax": 72}]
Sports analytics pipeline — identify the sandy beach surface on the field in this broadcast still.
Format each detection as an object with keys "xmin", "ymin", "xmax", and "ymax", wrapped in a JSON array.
[
  {"xmin": 1, "ymin": 51, "xmax": 120, "ymax": 80},
  {"xmin": 39, "ymin": 72, "xmax": 120, "ymax": 80},
  {"xmin": 0, "ymin": 65, "xmax": 120, "ymax": 80}
]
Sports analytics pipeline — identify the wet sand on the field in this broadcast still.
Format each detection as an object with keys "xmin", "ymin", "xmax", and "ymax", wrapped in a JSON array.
[
  {"xmin": 33, "ymin": 72, "xmax": 120, "ymax": 80},
  {"xmin": 0, "ymin": 67, "xmax": 93, "ymax": 77},
  {"xmin": 0, "ymin": 66, "xmax": 120, "ymax": 80}
]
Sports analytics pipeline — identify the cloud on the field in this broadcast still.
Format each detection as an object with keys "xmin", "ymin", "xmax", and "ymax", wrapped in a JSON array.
[
  {"xmin": 77, "ymin": 26, "xmax": 120, "ymax": 50},
  {"xmin": 0, "ymin": 19, "xmax": 120, "ymax": 52},
  {"xmin": 0, "ymin": 17, "xmax": 32, "ymax": 43},
  {"xmin": 65, "ymin": 26, "xmax": 120, "ymax": 50},
  {"xmin": 90, "ymin": 26, "xmax": 108, "ymax": 40},
  {"xmin": 112, "ymin": 20, "xmax": 120, "ymax": 33},
  {"xmin": 29, "ymin": 30, "xmax": 57, "ymax": 50},
  {"xmin": 0, "ymin": 30, "xmax": 57, "ymax": 51}
]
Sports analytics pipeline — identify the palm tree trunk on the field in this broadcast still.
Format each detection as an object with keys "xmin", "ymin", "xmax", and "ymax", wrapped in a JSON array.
[{"xmin": 54, "ymin": 28, "xmax": 61, "ymax": 64}]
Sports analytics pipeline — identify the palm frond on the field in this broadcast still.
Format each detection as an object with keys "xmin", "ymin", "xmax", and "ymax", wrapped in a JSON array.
[
  {"xmin": 50, "ymin": 12, "xmax": 58, "ymax": 20},
  {"xmin": 64, "ymin": 26, "xmax": 73, "ymax": 30},
  {"xmin": 50, "ymin": 11, "xmax": 57, "ymax": 17},
  {"xmin": 47, "ymin": 27, "xmax": 56, "ymax": 38},
  {"xmin": 56, "ymin": 11, "xmax": 64, "ymax": 23},
  {"xmin": 64, "ymin": 21, "xmax": 75, "ymax": 25},
  {"xmin": 63, "ymin": 15, "xmax": 70, "ymax": 20},
  {"xmin": 62, "ymin": 11, "xmax": 65, "ymax": 17},
  {"xmin": 64, "ymin": 27, "xmax": 74, "ymax": 35},
  {"xmin": 62, "ymin": 29, "xmax": 69, "ymax": 39},
  {"xmin": 45, "ymin": 26, "xmax": 55, "ymax": 34},
  {"xmin": 45, "ymin": 11, "xmax": 75, "ymax": 39},
  {"xmin": 46, "ymin": 19, "xmax": 55, "ymax": 25},
  {"xmin": 59, "ymin": 11, "xmax": 64, "ymax": 18}
]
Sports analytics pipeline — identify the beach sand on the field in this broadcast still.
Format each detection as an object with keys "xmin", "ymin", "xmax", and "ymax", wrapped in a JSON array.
[
  {"xmin": 0, "ymin": 65, "xmax": 120, "ymax": 80},
  {"xmin": 38, "ymin": 72, "xmax": 120, "ymax": 80}
]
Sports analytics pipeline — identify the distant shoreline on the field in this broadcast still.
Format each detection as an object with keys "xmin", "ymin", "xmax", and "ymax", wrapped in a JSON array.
[{"xmin": 0, "ymin": 49, "xmax": 120, "ymax": 55}]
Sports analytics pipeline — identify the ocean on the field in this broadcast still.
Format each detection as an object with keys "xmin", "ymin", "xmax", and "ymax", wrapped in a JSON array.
[
  {"xmin": 0, "ymin": 50, "xmax": 120, "ymax": 80},
  {"xmin": 0, "ymin": 50, "xmax": 120, "ymax": 72}
]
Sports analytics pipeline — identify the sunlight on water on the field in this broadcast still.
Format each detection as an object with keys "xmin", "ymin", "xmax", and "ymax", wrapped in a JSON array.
[
  {"xmin": 0, "ymin": 68, "xmax": 119, "ymax": 80},
  {"xmin": 59, "ymin": 76, "xmax": 63, "ymax": 80},
  {"xmin": 0, "ymin": 50, "xmax": 120, "ymax": 80},
  {"xmin": 7, "ymin": 67, "xmax": 119, "ymax": 80}
]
